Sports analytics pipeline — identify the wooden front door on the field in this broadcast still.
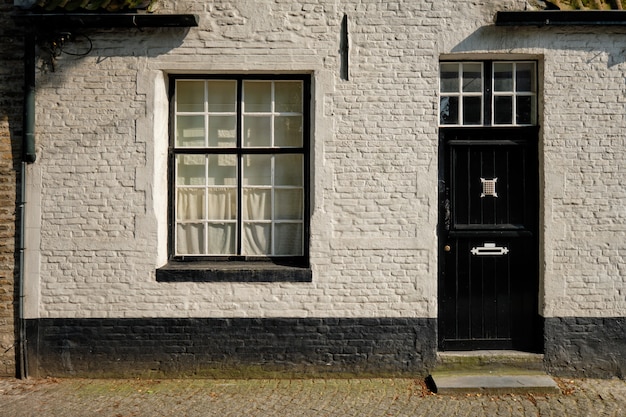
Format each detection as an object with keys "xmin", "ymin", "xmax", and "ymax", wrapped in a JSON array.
[{"xmin": 438, "ymin": 127, "xmax": 541, "ymax": 351}]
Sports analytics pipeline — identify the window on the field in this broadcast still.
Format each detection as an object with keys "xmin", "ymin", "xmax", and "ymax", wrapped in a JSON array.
[
  {"xmin": 440, "ymin": 61, "xmax": 537, "ymax": 126},
  {"xmin": 170, "ymin": 75, "xmax": 310, "ymax": 263}
]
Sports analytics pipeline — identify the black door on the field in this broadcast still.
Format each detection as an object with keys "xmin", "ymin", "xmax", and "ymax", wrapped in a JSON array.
[{"xmin": 439, "ymin": 127, "xmax": 541, "ymax": 352}]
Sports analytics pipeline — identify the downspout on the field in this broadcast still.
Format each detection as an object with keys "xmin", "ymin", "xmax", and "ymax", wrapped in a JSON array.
[{"xmin": 18, "ymin": 29, "xmax": 36, "ymax": 379}]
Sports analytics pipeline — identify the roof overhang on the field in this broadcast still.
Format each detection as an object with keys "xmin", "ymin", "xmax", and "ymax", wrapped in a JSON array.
[
  {"xmin": 12, "ymin": 12, "xmax": 199, "ymax": 29},
  {"xmin": 496, "ymin": 11, "xmax": 626, "ymax": 26}
]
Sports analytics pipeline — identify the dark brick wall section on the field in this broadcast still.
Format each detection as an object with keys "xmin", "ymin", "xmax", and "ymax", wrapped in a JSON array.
[
  {"xmin": 544, "ymin": 317, "xmax": 626, "ymax": 379},
  {"xmin": 0, "ymin": 1, "xmax": 23, "ymax": 377},
  {"xmin": 26, "ymin": 317, "xmax": 437, "ymax": 378}
]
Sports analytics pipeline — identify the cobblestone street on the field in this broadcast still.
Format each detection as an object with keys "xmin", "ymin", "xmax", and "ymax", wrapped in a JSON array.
[{"xmin": 1, "ymin": 377, "xmax": 625, "ymax": 416}]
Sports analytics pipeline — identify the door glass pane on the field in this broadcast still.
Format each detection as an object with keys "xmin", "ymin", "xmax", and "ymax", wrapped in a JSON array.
[
  {"xmin": 243, "ymin": 223, "xmax": 270, "ymax": 255},
  {"xmin": 177, "ymin": 81, "xmax": 204, "ymax": 113},
  {"xmin": 207, "ymin": 188, "xmax": 236, "ymax": 220},
  {"xmin": 494, "ymin": 96, "xmax": 513, "ymax": 124},
  {"xmin": 176, "ymin": 223, "xmax": 204, "ymax": 254},
  {"xmin": 243, "ymin": 189, "xmax": 271, "ymax": 220},
  {"xmin": 462, "ymin": 63, "xmax": 482, "ymax": 92},
  {"xmin": 463, "ymin": 96, "xmax": 482, "ymax": 125},
  {"xmin": 176, "ymin": 188, "xmax": 205, "ymax": 220},
  {"xmin": 275, "ymin": 154, "xmax": 303, "ymax": 186},
  {"xmin": 207, "ymin": 223, "xmax": 235, "ymax": 255},
  {"xmin": 176, "ymin": 115, "xmax": 205, "ymax": 147},
  {"xmin": 440, "ymin": 63, "xmax": 459, "ymax": 93},
  {"xmin": 440, "ymin": 96, "xmax": 458, "ymax": 125},
  {"xmin": 208, "ymin": 115, "xmax": 236, "ymax": 147},
  {"xmin": 516, "ymin": 96, "xmax": 533, "ymax": 125},
  {"xmin": 176, "ymin": 154, "xmax": 205, "ymax": 185},
  {"xmin": 275, "ymin": 189, "xmax": 303, "ymax": 220},
  {"xmin": 275, "ymin": 223, "xmax": 303, "ymax": 255},
  {"xmin": 243, "ymin": 116, "xmax": 271, "ymax": 147},
  {"xmin": 207, "ymin": 154, "xmax": 236, "ymax": 186},
  {"xmin": 494, "ymin": 63, "xmax": 513, "ymax": 92},
  {"xmin": 275, "ymin": 116, "xmax": 302, "ymax": 147},
  {"xmin": 275, "ymin": 81, "xmax": 302, "ymax": 112},
  {"xmin": 244, "ymin": 81, "xmax": 271, "ymax": 112},
  {"xmin": 243, "ymin": 155, "xmax": 272, "ymax": 185},
  {"xmin": 516, "ymin": 63, "xmax": 535, "ymax": 92},
  {"xmin": 207, "ymin": 80, "xmax": 237, "ymax": 112}
]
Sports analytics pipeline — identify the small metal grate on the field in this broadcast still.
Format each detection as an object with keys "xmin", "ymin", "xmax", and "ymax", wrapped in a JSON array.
[{"xmin": 480, "ymin": 177, "xmax": 498, "ymax": 198}]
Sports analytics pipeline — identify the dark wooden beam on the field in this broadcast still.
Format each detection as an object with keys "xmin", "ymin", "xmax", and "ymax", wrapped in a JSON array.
[
  {"xmin": 496, "ymin": 11, "xmax": 626, "ymax": 26},
  {"xmin": 12, "ymin": 12, "xmax": 199, "ymax": 29}
]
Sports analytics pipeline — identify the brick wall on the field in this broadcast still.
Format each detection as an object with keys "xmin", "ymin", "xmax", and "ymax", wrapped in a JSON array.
[
  {"xmin": 12, "ymin": 0, "xmax": 626, "ymax": 377},
  {"xmin": 0, "ymin": 0, "xmax": 22, "ymax": 376},
  {"xmin": 27, "ymin": 0, "xmax": 625, "ymax": 321}
]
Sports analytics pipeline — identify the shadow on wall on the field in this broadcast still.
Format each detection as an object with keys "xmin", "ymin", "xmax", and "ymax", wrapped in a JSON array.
[
  {"xmin": 450, "ymin": 24, "xmax": 626, "ymax": 68},
  {"xmin": 34, "ymin": 26, "xmax": 192, "ymax": 73}
]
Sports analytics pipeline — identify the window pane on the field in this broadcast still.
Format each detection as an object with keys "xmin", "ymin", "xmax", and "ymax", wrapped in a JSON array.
[
  {"xmin": 176, "ymin": 115, "xmax": 205, "ymax": 147},
  {"xmin": 207, "ymin": 80, "xmax": 236, "ymax": 112},
  {"xmin": 207, "ymin": 154, "xmax": 237, "ymax": 186},
  {"xmin": 176, "ymin": 154, "xmax": 205, "ymax": 185},
  {"xmin": 275, "ymin": 81, "xmax": 302, "ymax": 112},
  {"xmin": 244, "ymin": 81, "xmax": 271, "ymax": 112},
  {"xmin": 243, "ymin": 155, "xmax": 272, "ymax": 185},
  {"xmin": 462, "ymin": 63, "xmax": 482, "ymax": 92},
  {"xmin": 208, "ymin": 115, "xmax": 236, "ymax": 147},
  {"xmin": 207, "ymin": 223, "xmax": 235, "ymax": 255},
  {"xmin": 494, "ymin": 96, "xmax": 513, "ymax": 124},
  {"xmin": 440, "ymin": 96, "xmax": 458, "ymax": 125},
  {"xmin": 275, "ymin": 154, "xmax": 303, "ymax": 186},
  {"xmin": 177, "ymin": 188, "xmax": 205, "ymax": 220},
  {"xmin": 275, "ymin": 116, "xmax": 303, "ymax": 147},
  {"xmin": 243, "ymin": 223, "xmax": 270, "ymax": 255},
  {"xmin": 440, "ymin": 63, "xmax": 459, "ymax": 93},
  {"xmin": 275, "ymin": 189, "xmax": 303, "ymax": 220},
  {"xmin": 177, "ymin": 223, "xmax": 204, "ymax": 254},
  {"xmin": 516, "ymin": 63, "xmax": 535, "ymax": 92},
  {"xmin": 463, "ymin": 96, "xmax": 482, "ymax": 125},
  {"xmin": 516, "ymin": 96, "xmax": 534, "ymax": 125},
  {"xmin": 177, "ymin": 81, "xmax": 204, "ymax": 112},
  {"xmin": 275, "ymin": 223, "xmax": 303, "ymax": 256},
  {"xmin": 494, "ymin": 63, "xmax": 513, "ymax": 92},
  {"xmin": 207, "ymin": 188, "xmax": 236, "ymax": 220},
  {"xmin": 243, "ymin": 116, "xmax": 271, "ymax": 147},
  {"xmin": 243, "ymin": 189, "xmax": 271, "ymax": 220}
]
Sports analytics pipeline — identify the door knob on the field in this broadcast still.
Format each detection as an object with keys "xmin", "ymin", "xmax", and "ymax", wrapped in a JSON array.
[{"xmin": 444, "ymin": 245, "xmax": 451, "ymax": 252}]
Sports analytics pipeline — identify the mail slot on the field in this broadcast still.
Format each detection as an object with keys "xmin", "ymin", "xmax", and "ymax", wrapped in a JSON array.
[{"xmin": 470, "ymin": 242, "xmax": 509, "ymax": 256}]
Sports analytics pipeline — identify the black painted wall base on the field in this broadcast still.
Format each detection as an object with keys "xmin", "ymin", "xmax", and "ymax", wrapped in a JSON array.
[
  {"xmin": 25, "ymin": 316, "xmax": 626, "ymax": 379},
  {"xmin": 26, "ymin": 317, "xmax": 437, "ymax": 378},
  {"xmin": 544, "ymin": 317, "xmax": 626, "ymax": 379}
]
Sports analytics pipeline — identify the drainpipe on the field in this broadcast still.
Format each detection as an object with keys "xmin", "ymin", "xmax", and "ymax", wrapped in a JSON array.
[
  {"xmin": 18, "ymin": 29, "xmax": 36, "ymax": 379},
  {"xmin": 23, "ymin": 30, "xmax": 36, "ymax": 164}
]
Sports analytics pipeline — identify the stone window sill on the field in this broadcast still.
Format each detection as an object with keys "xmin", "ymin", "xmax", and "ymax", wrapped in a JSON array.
[{"xmin": 156, "ymin": 261, "xmax": 312, "ymax": 283}]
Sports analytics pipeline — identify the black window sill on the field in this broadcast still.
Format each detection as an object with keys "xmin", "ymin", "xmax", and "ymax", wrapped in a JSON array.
[{"xmin": 156, "ymin": 261, "xmax": 312, "ymax": 283}]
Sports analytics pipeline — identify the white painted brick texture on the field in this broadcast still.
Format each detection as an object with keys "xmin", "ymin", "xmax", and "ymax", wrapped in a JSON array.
[{"xmin": 29, "ymin": 0, "xmax": 625, "ymax": 320}]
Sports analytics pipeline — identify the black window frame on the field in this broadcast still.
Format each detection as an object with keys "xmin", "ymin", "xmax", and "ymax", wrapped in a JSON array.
[
  {"xmin": 439, "ymin": 60, "xmax": 538, "ymax": 127},
  {"xmin": 157, "ymin": 74, "xmax": 312, "ymax": 282}
]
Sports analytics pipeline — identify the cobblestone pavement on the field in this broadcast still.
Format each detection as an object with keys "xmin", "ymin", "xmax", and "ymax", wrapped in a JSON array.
[{"xmin": 0, "ymin": 377, "xmax": 625, "ymax": 417}]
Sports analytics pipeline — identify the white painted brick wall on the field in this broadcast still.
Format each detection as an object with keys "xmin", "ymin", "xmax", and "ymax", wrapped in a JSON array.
[{"xmin": 26, "ymin": 0, "xmax": 625, "ymax": 320}]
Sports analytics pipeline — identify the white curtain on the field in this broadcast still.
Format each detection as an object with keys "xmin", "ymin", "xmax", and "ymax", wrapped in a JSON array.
[
  {"xmin": 176, "ymin": 179, "xmax": 303, "ymax": 256},
  {"xmin": 177, "ymin": 188, "xmax": 236, "ymax": 255},
  {"xmin": 176, "ymin": 188, "xmax": 204, "ymax": 254},
  {"xmin": 243, "ymin": 189, "xmax": 270, "ymax": 255}
]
